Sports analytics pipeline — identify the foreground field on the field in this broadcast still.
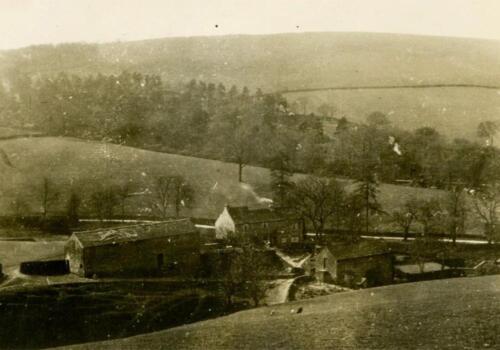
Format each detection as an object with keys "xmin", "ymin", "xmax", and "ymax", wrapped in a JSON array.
[
  {"xmin": 63, "ymin": 275, "xmax": 500, "ymax": 350},
  {"xmin": 0, "ymin": 136, "xmax": 444, "ymax": 221},
  {"xmin": 0, "ymin": 280, "xmax": 231, "ymax": 349}
]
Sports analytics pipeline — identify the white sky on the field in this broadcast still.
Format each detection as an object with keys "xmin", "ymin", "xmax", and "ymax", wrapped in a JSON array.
[{"xmin": 0, "ymin": 0, "xmax": 499, "ymax": 50}]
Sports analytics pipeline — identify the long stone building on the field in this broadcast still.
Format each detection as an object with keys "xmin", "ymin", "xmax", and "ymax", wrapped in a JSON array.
[
  {"xmin": 214, "ymin": 205, "xmax": 304, "ymax": 247},
  {"xmin": 65, "ymin": 219, "xmax": 200, "ymax": 278}
]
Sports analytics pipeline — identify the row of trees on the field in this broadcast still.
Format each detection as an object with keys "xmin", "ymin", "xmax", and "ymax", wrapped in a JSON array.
[
  {"xmin": 11, "ymin": 175, "xmax": 194, "ymax": 224},
  {"xmin": 283, "ymin": 173, "xmax": 499, "ymax": 245}
]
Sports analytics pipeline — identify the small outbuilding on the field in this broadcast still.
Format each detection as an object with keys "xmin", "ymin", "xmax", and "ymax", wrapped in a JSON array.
[
  {"xmin": 65, "ymin": 219, "xmax": 200, "ymax": 278},
  {"xmin": 394, "ymin": 262, "xmax": 463, "ymax": 282},
  {"xmin": 308, "ymin": 241, "xmax": 394, "ymax": 288}
]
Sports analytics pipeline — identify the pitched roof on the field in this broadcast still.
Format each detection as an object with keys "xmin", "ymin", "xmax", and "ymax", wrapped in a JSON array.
[
  {"xmin": 395, "ymin": 262, "xmax": 448, "ymax": 274},
  {"xmin": 226, "ymin": 206, "xmax": 295, "ymax": 225},
  {"xmin": 72, "ymin": 219, "xmax": 197, "ymax": 248},
  {"xmin": 326, "ymin": 240, "xmax": 391, "ymax": 261}
]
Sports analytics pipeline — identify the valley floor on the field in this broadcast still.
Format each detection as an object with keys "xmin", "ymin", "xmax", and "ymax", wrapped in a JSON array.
[{"xmin": 60, "ymin": 275, "xmax": 500, "ymax": 350}]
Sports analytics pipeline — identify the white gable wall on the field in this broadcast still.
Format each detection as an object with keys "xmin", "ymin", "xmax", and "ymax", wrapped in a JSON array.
[{"xmin": 214, "ymin": 207, "xmax": 236, "ymax": 239}]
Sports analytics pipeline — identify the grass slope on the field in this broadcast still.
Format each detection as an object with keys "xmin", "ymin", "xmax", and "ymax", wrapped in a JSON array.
[
  {"xmin": 0, "ymin": 136, "xmax": 443, "ymax": 220},
  {"xmin": 61, "ymin": 275, "xmax": 500, "ymax": 350},
  {"xmin": 2, "ymin": 32, "xmax": 500, "ymax": 140}
]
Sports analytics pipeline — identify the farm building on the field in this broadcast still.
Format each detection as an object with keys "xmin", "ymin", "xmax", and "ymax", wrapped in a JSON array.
[
  {"xmin": 394, "ymin": 262, "xmax": 464, "ymax": 282},
  {"xmin": 65, "ymin": 219, "xmax": 200, "ymax": 278},
  {"xmin": 307, "ymin": 241, "xmax": 394, "ymax": 288},
  {"xmin": 214, "ymin": 206, "xmax": 304, "ymax": 247}
]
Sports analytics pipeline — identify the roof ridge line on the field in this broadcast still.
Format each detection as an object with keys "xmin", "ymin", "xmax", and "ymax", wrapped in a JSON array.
[{"xmin": 74, "ymin": 218, "xmax": 191, "ymax": 234}]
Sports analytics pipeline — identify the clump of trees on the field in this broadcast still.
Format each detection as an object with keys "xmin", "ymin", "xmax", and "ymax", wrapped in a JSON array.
[
  {"xmin": 150, "ymin": 175, "xmax": 194, "ymax": 219},
  {"xmin": 9, "ymin": 173, "xmax": 195, "ymax": 226},
  {"xmin": 281, "ymin": 175, "xmax": 376, "ymax": 241},
  {"xmin": 214, "ymin": 245, "xmax": 273, "ymax": 308},
  {"xmin": 285, "ymin": 176, "xmax": 346, "ymax": 240}
]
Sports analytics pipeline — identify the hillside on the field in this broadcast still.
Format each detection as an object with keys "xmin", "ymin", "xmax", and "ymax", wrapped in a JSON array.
[
  {"xmin": 60, "ymin": 275, "xmax": 500, "ymax": 349},
  {"xmin": 0, "ymin": 136, "xmax": 443, "ymax": 220},
  {"xmin": 3, "ymin": 32, "xmax": 500, "ymax": 91},
  {"xmin": 1, "ymin": 32, "xmax": 500, "ymax": 139}
]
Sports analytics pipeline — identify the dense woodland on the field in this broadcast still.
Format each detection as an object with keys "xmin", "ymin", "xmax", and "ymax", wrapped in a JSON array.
[{"xmin": 1, "ymin": 70, "xmax": 500, "ymax": 189}]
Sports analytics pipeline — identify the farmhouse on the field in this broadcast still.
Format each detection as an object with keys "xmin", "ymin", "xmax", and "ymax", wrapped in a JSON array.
[
  {"xmin": 307, "ymin": 241, "xmax": 393, "ymax": 288},
  {"xmin": 65, "ymin": 219, "xmax": 200, "ymax": 278},
  {"xmin": 214, "ymin": 206, "xmax": 304, "ymax": 247}
]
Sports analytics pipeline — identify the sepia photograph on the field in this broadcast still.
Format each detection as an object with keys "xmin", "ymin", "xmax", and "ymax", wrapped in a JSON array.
[{"xmin": 0, "ymin": 0, "xmax": 499, "ymax": 349}]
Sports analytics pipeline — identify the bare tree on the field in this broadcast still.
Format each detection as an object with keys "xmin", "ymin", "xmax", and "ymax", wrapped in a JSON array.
[
  {"xmin": 414, "ymin": 198, "xmax": 443, "ymax": 237},
  {"xmin": 407, "ymin": 198, "xmax": 444, "ymax": 272},
  {"xmin": 409, "ymin": 234, "xmax": 436, "ymax": 273},
  {"xmin": 90, "ymin": 186, "xmax": 119, "ymax": 221},
  {"xmin": 287, "ymin": 176, "xmax": 345, "ymax": 240},
  {"xmin": 215, "ymin": 246, "xmax": 272, "ymax": 308},
  {"xmin": 116, "ymin": 182, "xmax": 134, "ymax": 222},
  {"xmin": 170, "ymin": 176, "xmax": 194, "ymax": 218},
  {"xmin": 354, "ymin": 167, "xmax": 381, "ymax": 235},
  {"xmin": 66, "ymin": 191, "xmax": 81, "ymax": 225},
  {"xmin": 444, "ymin": 186, "xmax": 467, "ymax": 245},
  {"xmin": 231, "ymin": 126, "xmax": 257, "ymax": 183},
  {"xmin": 239, "ymin": 246, "xmax": 273, "ymax": 307},
  {"xmin": 477, "ymin": 121, "xmax": 499, "ymax": 147},
  {"xmin": 470, "ymin": 184, "xmax": 500, "ymax": 244},
  {"xmin": 151, "ymin": 176, "xmax": 175, "ymax": 219},
  {"xmin": 392, "ymin": 198, "xmax": 419, "ymax": 240},
  {"xmin": 214, "ymin": 250, "xmax": 244, "ymax": 308},
  {"xmin": 342, "ymin": 192, "xmax": 364, "ymax": 241},
  {"xmin": 40, "ymin": 177, "xmax": 59, "ymax": 218}
]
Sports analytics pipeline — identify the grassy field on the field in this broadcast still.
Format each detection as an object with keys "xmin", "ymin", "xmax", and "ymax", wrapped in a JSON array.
[
  {"xmin": 284, "ymin": 86, "xmax": 500, "ymax": 141},
  {"xmin": 0, "ymin": 136, "xmax": 445, "ymax": 221},
  {"xmin": 62, "ymin": 275, "xmax": 500, "ymax": 350}
]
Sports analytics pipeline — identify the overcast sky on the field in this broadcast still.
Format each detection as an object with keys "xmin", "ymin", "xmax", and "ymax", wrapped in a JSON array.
[{"xmin": 1, "ymin": 0, "xmax": 500, "ymax": 50}]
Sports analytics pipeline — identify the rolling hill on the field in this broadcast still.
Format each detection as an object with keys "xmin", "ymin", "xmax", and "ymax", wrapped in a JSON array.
[
  {"xmin": 59, "ymin": 275, "xmax": 500, "ymax": 349},
  {"xmin": 0, "ymin": 136, "xmax": 444, "ymax": 220},
  {"xmin": 1, "ymin": 32, "xmax": 500, "ymax": 140}
]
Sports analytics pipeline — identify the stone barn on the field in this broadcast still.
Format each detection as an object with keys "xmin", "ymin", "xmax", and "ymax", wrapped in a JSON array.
[
  {"xmin": 308, "ymin": 241, "xmax": 394, "ymax": 288},
  {"xmin": 214, "ymin": 206, "xmax": 304, "ymax": 247},
  {"xmin": 65, "ymin": 219, "xmax": 200, "ymax": 278}
]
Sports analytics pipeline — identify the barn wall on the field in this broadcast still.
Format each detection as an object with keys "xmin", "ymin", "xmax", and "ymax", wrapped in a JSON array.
[
  {"xmin": 80, "ymin": 232, "xmax": 200, "ymax": 277},
  {"xmin": 65, "ymin": 237, "xmax": 85, "ymax": 276},
  {"xmin": 236, "ymin": 219, "xmax": 302, "ymax": 243},
  {"xmin": 312, "ymin": 248, "xmax": 338, "ymax": 283}
]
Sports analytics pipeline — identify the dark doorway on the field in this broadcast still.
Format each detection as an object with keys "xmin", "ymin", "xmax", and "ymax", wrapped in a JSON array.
[{"xmin": 157, "ymin": 254, "xmax": 164, "ymax": 269}]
